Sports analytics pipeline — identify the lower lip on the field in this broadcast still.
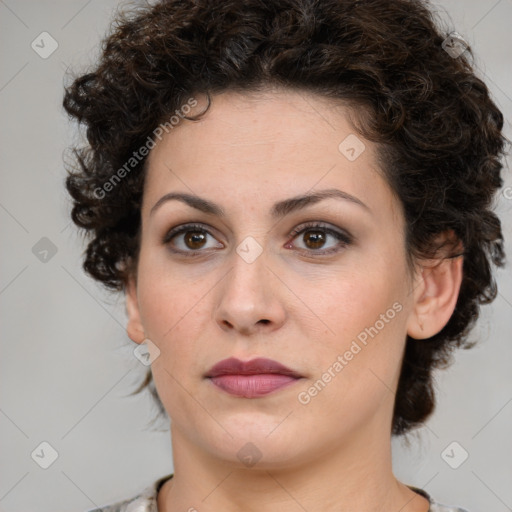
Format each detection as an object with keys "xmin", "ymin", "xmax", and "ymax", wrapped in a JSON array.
[{"xmin": 208, "ymin": 374, "xmax": 300, "ymax": 398}]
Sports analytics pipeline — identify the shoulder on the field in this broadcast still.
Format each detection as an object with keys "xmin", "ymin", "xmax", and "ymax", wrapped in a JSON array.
[
  {"xmin": 84, "ymin": 474, "xmax": 174, "ymax": 512},
  {"xmin": 429, "ymin": 503, "xmax": 470, "ymax": 512},
  {"xmin": 85, "ymin": 497, "xmax": 135, "ymax": 512},
  {"xmin": 430, "ymin": 503, "xmax": 470, "ymax": 512},
  {"xmin": 407, "ymin": 485, "xmax": 470, "ymax": 512}
]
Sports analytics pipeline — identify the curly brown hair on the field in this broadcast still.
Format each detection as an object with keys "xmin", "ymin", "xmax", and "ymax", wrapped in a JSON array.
[{"xmin": 63, "ymin": 0, "xmax": 508, "ymax": 436}]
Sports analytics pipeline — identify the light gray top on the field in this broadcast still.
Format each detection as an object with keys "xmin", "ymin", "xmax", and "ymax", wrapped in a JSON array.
[{"xmin": 86, "ymin": 474, "xmax": 470, "ymax": 512}]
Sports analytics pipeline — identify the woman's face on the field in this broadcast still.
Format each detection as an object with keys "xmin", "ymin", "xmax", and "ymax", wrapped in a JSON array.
[{"xmin": 126, "ymin": 88, "xmax": 421, "ymax": 467}]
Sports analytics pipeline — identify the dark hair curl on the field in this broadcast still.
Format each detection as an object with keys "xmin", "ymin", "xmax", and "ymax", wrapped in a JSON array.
[{"xmin": 63, "ymin": 0, "xmax": 508, "ymax": 436}]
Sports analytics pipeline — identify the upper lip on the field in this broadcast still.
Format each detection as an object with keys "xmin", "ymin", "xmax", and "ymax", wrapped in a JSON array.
[{"xmin": 205, "ymin": 357, "xmax": 302, "ymax": 378}]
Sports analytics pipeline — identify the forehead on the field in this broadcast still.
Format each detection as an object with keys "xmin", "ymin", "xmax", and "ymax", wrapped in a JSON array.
[
  {"xmin": 149, "ymin": 89, "xmax": 363, "ymax": 159},
  {"xmin": 142, "ymin": 89, "xmax": 401, "ymax": 224}
]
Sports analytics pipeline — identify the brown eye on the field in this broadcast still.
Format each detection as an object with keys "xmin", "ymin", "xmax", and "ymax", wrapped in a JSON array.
[
  {"xmin": 288, "ymin": 222, "xmax": 353, "ymax": 256},
  {"xmin": 163, "ymin": 223, "xmax": 223, "ymax": 255},
  {"xmin": 302, "ymin": 230, "xmax": 326, "ymax": 249},
  {"xmin": 184, "ymin": 230, "xmax": 207, "ymax": 249}
]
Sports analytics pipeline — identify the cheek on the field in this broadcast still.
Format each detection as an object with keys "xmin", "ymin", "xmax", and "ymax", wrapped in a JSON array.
[
  {"xmin": 300, "ymin": 262, "xmax": 410, "ymax": 397},
  {"xmin": 135, "ymin": 256, "xmax": 208, "ymax": 364},
  {"xmin": 303, "ymin": 263, "xmax": 406, "ymax": 339},
  {"xmin": 295, "ymin": 292, "xmax": 407, "ymax": 437},
  {"xmin": 136, "ymin": 272, "xmax": 211, "ymax": 416}
]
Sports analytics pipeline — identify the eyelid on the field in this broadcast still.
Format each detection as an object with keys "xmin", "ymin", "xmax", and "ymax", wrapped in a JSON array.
[
  {"xmin": 162, "ymin": 222, "xmax": 224, "ymax": 258},
  {"xmin": 162, "ymin": 222, "xmax": 220, "ymax": 244},
  {"xmin": 162, "ymin": 220, "xmax": 353, "ymax": 257},
  {"xmin": 289, "ymin": 220, "xmax": 353, "ymax": 242},
  {"xmin": 286, "ymin": 221, "xmax": 353, "ymax": 255}
]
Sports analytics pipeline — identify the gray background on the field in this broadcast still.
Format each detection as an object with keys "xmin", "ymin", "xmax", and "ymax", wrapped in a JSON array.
[{"xmin": 1, "ymin": 1, "xmax": 511, "ymax": 511}]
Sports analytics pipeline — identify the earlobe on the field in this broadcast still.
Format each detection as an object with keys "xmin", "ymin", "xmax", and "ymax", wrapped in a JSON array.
[
  {"xmin": 125, "ymin": 275, "xmax": 146, "ymax": 344},
  {"xmin": 406, "ymin": 254, "xmax": 464, "ymax": 340}
]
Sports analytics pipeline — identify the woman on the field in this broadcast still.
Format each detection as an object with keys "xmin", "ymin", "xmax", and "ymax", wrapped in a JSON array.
[{"xmin": 62, "ymin": 0, "xmax": 507, "ymax": 510}]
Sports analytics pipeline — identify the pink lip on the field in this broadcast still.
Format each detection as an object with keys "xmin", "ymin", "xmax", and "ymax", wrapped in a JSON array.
[{"xmin": 205, "ymin": 357, "xmax": 303, "ymax": 398}]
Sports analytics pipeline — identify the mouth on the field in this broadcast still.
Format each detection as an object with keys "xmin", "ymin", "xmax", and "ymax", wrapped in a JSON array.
[{"xmin": 205, "ymin": 357, "xmax": 303, "ymax": 398}]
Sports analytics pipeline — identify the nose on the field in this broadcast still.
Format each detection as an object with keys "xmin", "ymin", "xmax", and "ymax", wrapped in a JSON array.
[{"xmin": 212, "ymin": 243, "xmax": 287, "ymax": 336}]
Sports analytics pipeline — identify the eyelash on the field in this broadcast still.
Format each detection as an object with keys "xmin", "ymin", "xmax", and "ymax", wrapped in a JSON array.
[{"xmin": 162, "ymin": 221, "xmax": 353, "ymax": 258}]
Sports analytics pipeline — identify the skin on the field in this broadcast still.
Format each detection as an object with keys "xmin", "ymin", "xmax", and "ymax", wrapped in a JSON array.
[{"xmin": 125, "ymin": 88, "xmax": 463, "ymax": 512}]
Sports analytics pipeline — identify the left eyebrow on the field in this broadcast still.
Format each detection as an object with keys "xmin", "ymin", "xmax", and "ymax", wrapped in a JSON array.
[
  {"xmin": 270, "ymin": 188, "xmax": 371, "ymax": 218},
  {"xmin": 149, "ymin": 188, "xmax": 371, "ymax": 218}
]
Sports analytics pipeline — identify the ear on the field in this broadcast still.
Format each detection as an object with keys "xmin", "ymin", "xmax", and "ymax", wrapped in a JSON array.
[
  {"xmin": 125, "ymin": 274, "xmax": 146, "ymax": 344},
  {"xmin": 406, "ymin": 232, "xmax": 464, "ymax": 340}
]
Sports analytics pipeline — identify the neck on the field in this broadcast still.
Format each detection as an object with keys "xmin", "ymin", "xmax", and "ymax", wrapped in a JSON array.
[{"xmin": 157, "ymin": 421, "xmax": 429, "ymax": 512}]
